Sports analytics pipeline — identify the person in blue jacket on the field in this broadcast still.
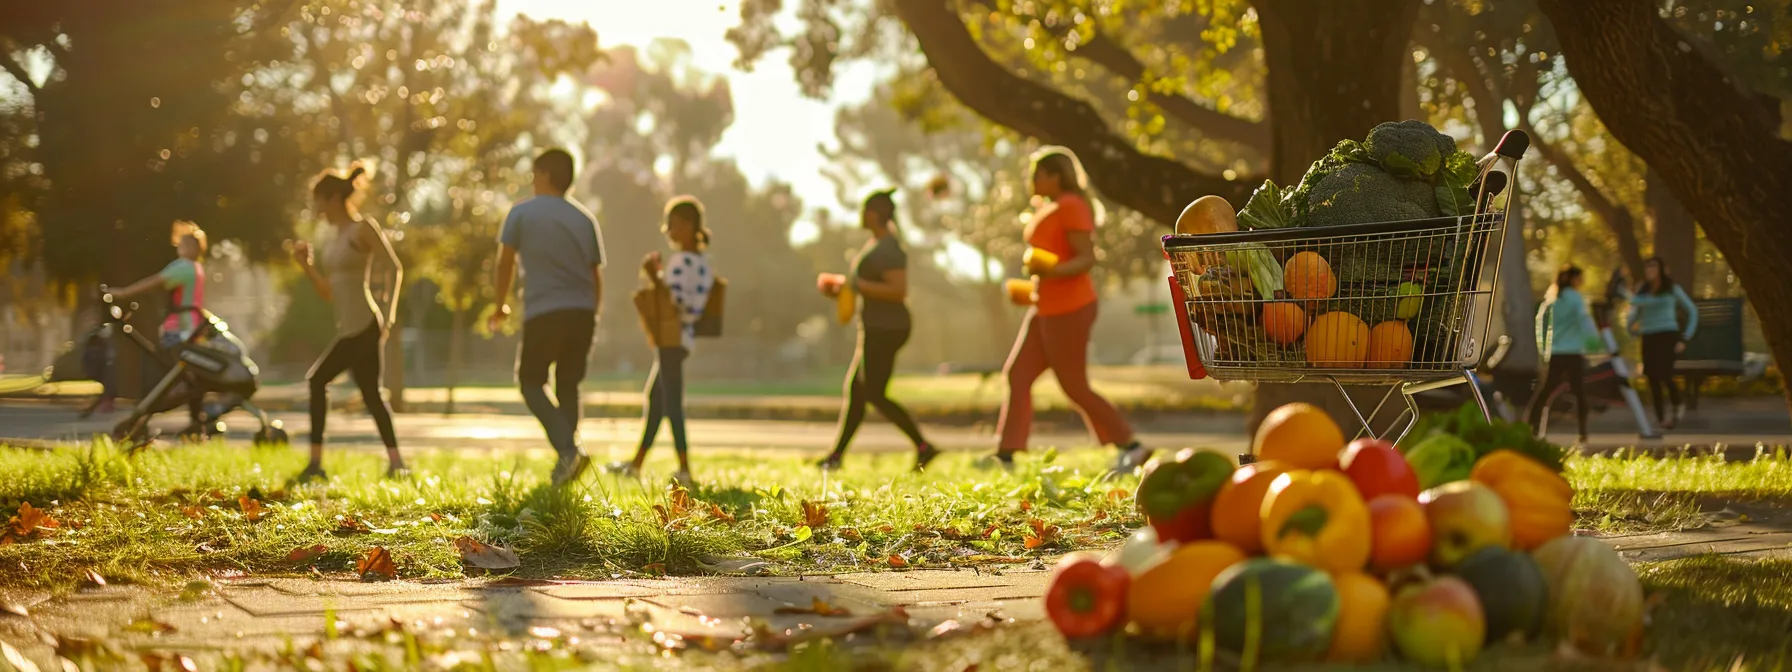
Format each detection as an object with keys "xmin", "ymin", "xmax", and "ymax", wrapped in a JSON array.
[
  {"xmin": 1524, "ymin": 265, "xmax": 1601, "ymax": 443},
  {"xmin": 1627, "ymin": 257, "xmax": 1698, "ymax": 429}
]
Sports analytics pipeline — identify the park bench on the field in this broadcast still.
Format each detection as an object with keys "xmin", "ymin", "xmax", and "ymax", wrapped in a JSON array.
[{"xmin": 1675, "ymin": 297, "xmax": 1748, "ymax": 411}]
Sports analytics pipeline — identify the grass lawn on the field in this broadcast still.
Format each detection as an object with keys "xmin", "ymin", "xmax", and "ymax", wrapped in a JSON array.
[{"xmin": 3, "ymin": 444, "xmax": 1792, "ymax": 670}]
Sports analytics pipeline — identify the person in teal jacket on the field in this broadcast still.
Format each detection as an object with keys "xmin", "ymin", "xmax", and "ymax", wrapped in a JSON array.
[
  {"xmin": 1524, "ymin": 265, "xmax": 1600, "ymax": 443},
  {"xmin": 1626, "ymin": 257, "xmax": 1698, "ymax": 429}
]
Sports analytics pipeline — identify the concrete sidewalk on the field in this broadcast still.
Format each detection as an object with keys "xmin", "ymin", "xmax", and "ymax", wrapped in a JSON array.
[{"xmin": 4, "ymin": 517, "xmax": 1790, "ymax": 669}]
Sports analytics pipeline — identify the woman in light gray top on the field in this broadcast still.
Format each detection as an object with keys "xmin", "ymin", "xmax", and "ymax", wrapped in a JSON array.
[{"xmin": 290, "ymin": 164, "xmax": 406, "ymax": 482}]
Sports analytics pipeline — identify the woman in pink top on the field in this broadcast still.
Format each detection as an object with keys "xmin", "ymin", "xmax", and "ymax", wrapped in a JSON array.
[{"xmin": 990, "ymin": 148, "xmax": 1145, "ymax": 472}]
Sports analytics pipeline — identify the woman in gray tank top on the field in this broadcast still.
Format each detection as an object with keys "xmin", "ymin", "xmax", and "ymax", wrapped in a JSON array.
[{"xmin": 289, "ymin": 164, "xmax": 406, "ymax": 482}]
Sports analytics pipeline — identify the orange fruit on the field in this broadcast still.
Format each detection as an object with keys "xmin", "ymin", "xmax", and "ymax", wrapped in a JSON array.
[
  {"xmin": 1328, "ymin": 571, "xmax": 1392, "ymax": 663},
  {"xmin": 1210, "ymin": 460, "xmax": 1294, "ymax": 554},
  {"xmin": 1366, "ymin": 494, "xmax": 1432, "ymax": 573},
  {"xmin": 1306, "ymin": 312, "xmax": 1371, "ymax": 367},
  {"xmin": 1367, "ymin": 321, "xmax": 1414, "ymax": 369},
  {"xmin": 1126, "ymin": 540, "xmax": 1247, "ymax": 639},
  {"xmin": 1252, "ymin": 402, "xmax": 1345, "ymax": 470},
  {"xmin": 1284, "ymin": 251, "xmax": 1337, "ymax": 300},
  {"xmin": 1262, "ymin": 302, "xmax": 1308, "ymax": 345}
]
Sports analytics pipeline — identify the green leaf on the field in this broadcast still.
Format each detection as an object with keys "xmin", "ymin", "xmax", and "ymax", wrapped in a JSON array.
[
  {"xmin": 763, "ymin": 525, "xmax": 814, "ymax": 552},
  {"xmin": 1238, "ymin": 180, "xmax": 1294, "ymax": 230}
]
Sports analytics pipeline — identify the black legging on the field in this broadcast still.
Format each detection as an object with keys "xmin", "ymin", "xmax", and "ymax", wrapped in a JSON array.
[
  {"xmin": 307, "ymin": 324, "xmax": 398, "ymax": 448},
  {"xmin": 1641, "ymin": 332, "xmax": 1683, "ymax": 423},
  {"xmin": 828, "ymin": 327, "xmax": 927, "ymax": 458},
  {"xmin": 638, "ymin": 347, "xmax": 690, "ymax": 459},
  {"xmin": 1524, "ymin": 354, "xmax": 1589, "ymax": 439}
]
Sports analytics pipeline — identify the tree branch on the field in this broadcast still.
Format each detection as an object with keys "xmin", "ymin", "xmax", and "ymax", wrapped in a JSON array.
[
  {"xmin": 1, "ymin": 54, "xmax": 39, "ymax": 95},
  {"xmin": 891, "ymin": 0, "xmax": 1255, "ymax": 224},
  {"xmin": 1071, "ymin": 32, "xmax": 1271, "ymax": 152}
]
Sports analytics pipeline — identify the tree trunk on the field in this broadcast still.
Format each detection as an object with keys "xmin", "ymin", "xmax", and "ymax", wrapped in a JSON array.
[
  {"xmin": 1645, "ymin": 167, "xmax": 1697, "ymax": 293},
  {"xmin": 1249, "ymin": 0, "xmax": 1422, "ymax": 435},
  {"xmin": 1539, "ymin": 0, "xmax": 1792, "ymax": 415},
  {"xmin": 446, "ymin": 306, "xmax": 466, "ymax": 415}
]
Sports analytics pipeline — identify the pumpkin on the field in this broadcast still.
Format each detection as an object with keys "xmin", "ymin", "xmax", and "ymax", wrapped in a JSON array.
[
  {"xmin": 1202, "ymin": 558, "xmax": 1340, "ymax": 663},
  {"xmin": 1175, "ymin": 195, "xmax": 1240, "ymax": 236},
  {"xmin": 1327, "ymin": 571, "xmax": 1391, "ymax": 663},
  {"xmin": 1455, "ymin": 546, "xmax": 1548, "ymax": 642},
  {"xmin": 1126, "ymin": 541, "xmax": 1246, "ymax": 640},
  {"xmin": 1530, "ymin": 536, "xmax": 1644, "ymax": 655},
  {"xmin": 1471, "ymin": 449, "xmax": 1574, "ymax": 549}
]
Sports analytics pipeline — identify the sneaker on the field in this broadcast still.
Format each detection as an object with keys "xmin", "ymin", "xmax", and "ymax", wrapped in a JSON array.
[
  {"xmin": 974, "ymin": 451, "xmax": 1017, "ymax": 471},
  {"xmin": 603, "ymin": 461, "xmax": 641, "ymax": 479},
  {"xmin": 551, "ymin": 453, "xmax": 592, "ymax": 487},
  {"xmin": 671, "ymin": 470, "xmax": 695, "ymax": 489},
  {"xmin": 385, "ymin": 464, "xmax": 412, "ymax": 480},
  {"xmin": 1111, "ymin": 443, "xmax": 1153, "ymax": 474},
  {"xmin": 912, "ymin": 445, "xmax": 942, "ymax": 473},
  {"xmin": 815, "ymin": 455, "xmax": 843, "ymax": 472},
  {"xmin": 294, "ymin": 465, "xmax": 329, "ymax": 485}
]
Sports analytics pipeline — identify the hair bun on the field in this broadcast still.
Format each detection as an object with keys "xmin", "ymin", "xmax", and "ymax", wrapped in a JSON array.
[{"xmin": 347, "ymin": 166, "xmax": 367, "ymax": 181}]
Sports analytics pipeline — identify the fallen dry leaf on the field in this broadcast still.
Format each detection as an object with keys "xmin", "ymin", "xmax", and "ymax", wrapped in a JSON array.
[
  {"xmin": 355, "ymin": 547, "xmax": 396, "ymax": 582},
  {"xmin": 335, "ymin": 516, "xmax": 372, "ymax": 535},
  {"xmin": 747, "ymin": 606, "xmax": 910, "ymax": 651},
  {"xmin": 452, "ymin": 536, "xmax": 521, "ymax": 571},
  {"xmin": 286, "ymin": 544, "xmax": 327, "ymax": 563},
  {"xmin": 774, "ymin": 597, "xmax": 852, "ymax": 617},
  {"xmin": 708, "ymin": 504, "xmax": 735, "ymax": 524},
  {"xmin": 139, "ymin": 652, "xmax": 199, "ymax": 672},
  {"xmin": 1, "ymin": 602, "xmax": 25, "ymax": 618},
  {"xmin": 238, "ymin": 496, "xmax": 263, "ymax": 522},
  {"xmin": 1018, "ymin": 500, "xmax": 1032, "ymax": 512},
  {"xmin": 667, "ymin": 486, "xmax": 696, "ymax": 517},
  {"xmin": 876, "ymin": 524, "xmax": 895, "ymax": 534},
  {"xmin": 887, "ymin": 554, "xmax": 908, "ymax": 568},
  {"xmin": 6, "ymin": 502, "xmax": 59, "ymax": 541},
  {"xmin": 838, "ymin": 527, "xmax": 862, "ymax": 541},
  {"xmin": 1024, "ymin": 518, "xmax": 1060, "ymax": 550},
  {"xmin": 83, "ymin": 569, "xmax": 107, "ymax": 587},
  {"xmin": 641, "ymin": 563, "xmax": 666, "ymax": 576},
  {"xmin": 2, "ymin": 640, "xmax": 39, "ymax": 672},
  {"xmin": 179, "ymin": 506, "xmax": 203, "ymax": 521},
  {"xmin": 1106, "ymin": 488, "xmax": 1130, "ymax": 503},
  {"xmin": 428, "ymin": 513, "xmax": 444, "ymax": 523},
  {"xmin": 801, "ymin": 500, "xmax": 829, "ymax": 529}
]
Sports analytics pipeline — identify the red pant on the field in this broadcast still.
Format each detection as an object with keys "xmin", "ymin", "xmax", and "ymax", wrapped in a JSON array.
[{"xmin": 996, "ymin": 303, "xmax": 1134, "ymax": 451}]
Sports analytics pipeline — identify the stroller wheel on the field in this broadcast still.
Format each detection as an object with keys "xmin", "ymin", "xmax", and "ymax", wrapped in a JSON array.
[
  {"xmin": 112, "ymin": 416, "xmax": 151, "ymax": 452},
  {"xmin": 253, "ymin": 425, "xmax": 290, "ymax": 447}
]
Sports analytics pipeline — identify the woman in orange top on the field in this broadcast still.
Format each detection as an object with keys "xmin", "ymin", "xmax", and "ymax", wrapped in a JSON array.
[{"xmin": 991, "ymin": 148, "xmax": 1147, "ymax": 471}]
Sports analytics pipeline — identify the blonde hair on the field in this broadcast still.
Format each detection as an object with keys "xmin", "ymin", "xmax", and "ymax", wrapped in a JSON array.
[
  {"xmin": 1027, "ymin": 146, "xmax": 1105, "ymax": 226},
  {"xmin": 170, "ymin": 220, "xmax": 208, "ymax": 256}
]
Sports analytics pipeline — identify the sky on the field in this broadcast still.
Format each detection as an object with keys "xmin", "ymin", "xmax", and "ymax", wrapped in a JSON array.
[{"xmin": 492, "ymin": 0, "xmax": 877, "ymax": 224}]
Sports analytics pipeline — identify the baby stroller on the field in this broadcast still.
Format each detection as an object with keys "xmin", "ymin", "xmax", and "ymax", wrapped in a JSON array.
[{"xmin": 97, "ymin": 287, "xmax": 288, "ymax": 449}]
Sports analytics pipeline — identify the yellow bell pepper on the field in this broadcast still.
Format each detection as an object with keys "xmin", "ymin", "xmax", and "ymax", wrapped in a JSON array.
[
  {"xmin": 1259, "ymin": 470, "xmax": 1371, "ymax": 574},
  {"xmin": 1471, "ymin": 449, "xmax": 1574, "ymax": 549}
]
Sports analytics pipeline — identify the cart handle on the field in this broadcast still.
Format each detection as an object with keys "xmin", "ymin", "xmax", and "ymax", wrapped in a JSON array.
[{"xmin": 1166, "ymin": 274, "xmax": 1207, "ymax": 380}]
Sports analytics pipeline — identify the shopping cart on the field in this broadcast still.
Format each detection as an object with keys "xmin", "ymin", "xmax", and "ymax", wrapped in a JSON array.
[{"xmin": 1162, "ymin": 130, "xmax": 1531, "ymax": 445}]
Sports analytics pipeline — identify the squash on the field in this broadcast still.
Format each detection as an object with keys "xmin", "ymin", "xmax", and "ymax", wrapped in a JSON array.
[
  {"xmin": 1455, "ymin": 546, "xmax": 1548, "ymax": 643},
  {"xmin": 1202, "ymin": 558, "xmax": 1340, "ymax": 663},
  {"xmin": 1327, "ymin": 571, "xmax": 1391, "ymax": 663},
  {"xmin": 1176, "ymin": 195, "xmax": 1239, "ymax": 236},
  {"xmin": 1530, "ymin": 536, "xmax": 1644, "ymax": 655},
  {"xmin": 1126, "ymin": 541, "xmax": 1246, "ymax": 640},
  {"xmin": 1471, "ymin": 449, "xmax": 1574, "ymax": 549}
]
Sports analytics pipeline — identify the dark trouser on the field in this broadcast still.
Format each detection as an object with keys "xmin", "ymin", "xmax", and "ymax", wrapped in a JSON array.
[
  {"xmin": 518, "ymin": 309, "xmax": 595, "ymax": 460},
  {"xmin": 308, "ymin": 323, "xmax": 397, "ymax": 448},
  {"xmin": 1524, "ymin": 354, "xmax": 1588, "ymax": 438},
  {"xmin": 1641, "ymin": 332, "xmax": 1683, "ymax": 423},
  {"xmin": 830, "ymin": 326, "xmax": 928, "ymax": 457},
  {"xmin": 997, "ymin": 303, "xmax": 1133, "ymax": 452},
  {"xmin": 638, "ymin": 346, "xmax": 690, "ymax": 459}
]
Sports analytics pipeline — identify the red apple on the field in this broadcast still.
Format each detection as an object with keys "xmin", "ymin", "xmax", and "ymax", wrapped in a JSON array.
[
  {"xmin": 1366, "ymin": 494, "xmax": 1432, "ymax": 573},
  {"xmin": 1340, "ymin": 438, "xmax": 1421, "ymax": 500},
  {"xmin": 1420, "ymin": 481, "xmax": 1512, "ymax": 568},
  {"xmin": 1388, "ymin": 576, "xmax": 1486, "ymax": 666}
]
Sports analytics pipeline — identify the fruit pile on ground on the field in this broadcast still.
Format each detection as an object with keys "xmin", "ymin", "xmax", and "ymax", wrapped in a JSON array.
[{"xmin": 1043, "ymin": 403, "xmax": 1645, "ymax": 667}]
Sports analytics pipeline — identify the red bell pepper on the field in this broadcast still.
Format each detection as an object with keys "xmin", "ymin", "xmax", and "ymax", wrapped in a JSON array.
[{"xmin": 1045, "ymin": 553, "xmax": 1130, "ymax": 638}]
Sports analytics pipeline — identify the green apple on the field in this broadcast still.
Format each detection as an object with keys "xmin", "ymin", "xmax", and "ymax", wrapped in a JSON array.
[{"xmin": 1395, "ymin": 282, "xmax": 1424, "ymax": 320}]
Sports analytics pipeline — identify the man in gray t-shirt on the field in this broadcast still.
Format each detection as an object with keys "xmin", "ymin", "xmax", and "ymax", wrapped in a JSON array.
[{"xmin": 491, "ymin": 148, "xmax": 604, "ymax": 486}]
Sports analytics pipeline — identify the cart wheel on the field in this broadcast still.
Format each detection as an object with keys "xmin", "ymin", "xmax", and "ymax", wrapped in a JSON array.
[{"xmin": 253, "ymin": 425, "xmax": 289, "ymax": 447}]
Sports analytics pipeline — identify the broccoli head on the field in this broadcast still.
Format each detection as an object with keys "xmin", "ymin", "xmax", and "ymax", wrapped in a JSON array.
[
  {"xmin": 1304, "ymin": 162, "xmax": 1440, "ymax": 228},
  {"xmin": 1364, "ymin": 120, "xmax": 1459, "ymax": 179}
]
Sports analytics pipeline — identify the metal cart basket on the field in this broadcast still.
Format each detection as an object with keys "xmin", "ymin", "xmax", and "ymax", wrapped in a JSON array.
[{"xmin": 1162, "ymin": 130, "xmax": 1531, "ymax": 444}]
